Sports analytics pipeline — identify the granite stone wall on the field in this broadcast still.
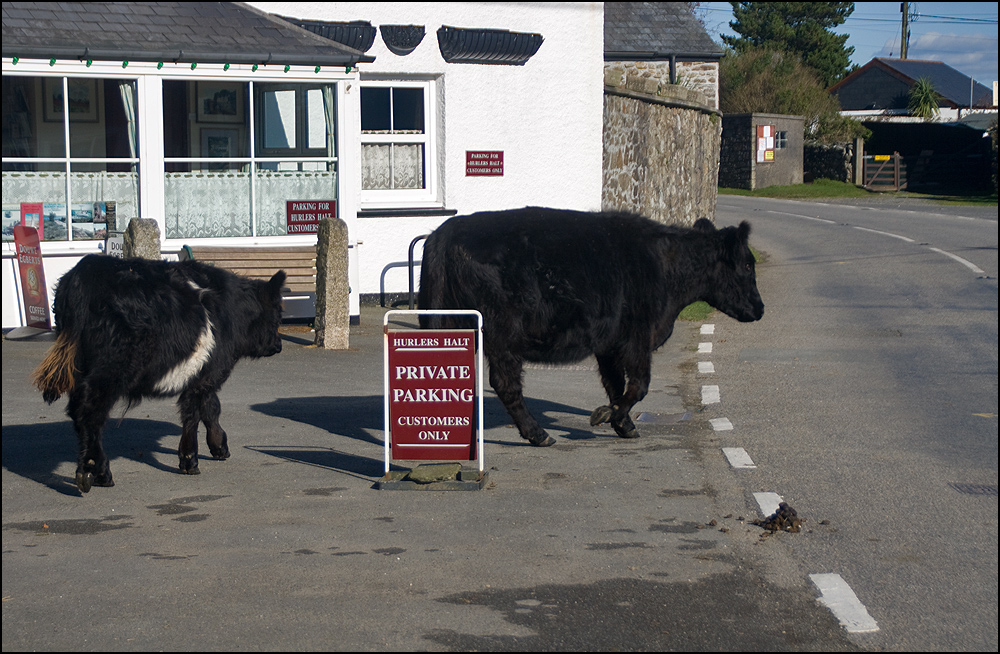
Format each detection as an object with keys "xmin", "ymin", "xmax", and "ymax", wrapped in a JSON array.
[{"xmin": 602, "ymin": 66, "xmax": 722, "ymax": 226}]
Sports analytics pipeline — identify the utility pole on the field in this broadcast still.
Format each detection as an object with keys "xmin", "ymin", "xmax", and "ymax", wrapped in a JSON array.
[{"xmin": 900, "ymin": 2, "xmax": 909, "ymax": 59}]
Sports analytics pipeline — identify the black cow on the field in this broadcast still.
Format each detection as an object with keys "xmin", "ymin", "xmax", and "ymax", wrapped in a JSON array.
[
  {"xmin": 33, "ymin": 254, "xmax": 286, "ymax": 492},
  {"xmin": 418, "ymin": 207, "xmax": 764, "ymax": 446}
]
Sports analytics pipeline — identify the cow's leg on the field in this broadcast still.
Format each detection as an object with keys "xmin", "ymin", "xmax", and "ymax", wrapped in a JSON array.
[
  {"xmin": 200, "ymin": 391, "xmax": 230, "ymax": 461},
  {"xmin": 177, "ymin": 391, "xmax": 202, "ymax": 475},
  {"xmin": 489, "ymin": 354, "xmax": 555, "ymax": 447},
  {"xmin": 66, "ymin": 383, "xmax": 116, "ymax": 492},
  {"xmin": 594, "ymin": 353, "xmax": 641, "ymax": 439}
]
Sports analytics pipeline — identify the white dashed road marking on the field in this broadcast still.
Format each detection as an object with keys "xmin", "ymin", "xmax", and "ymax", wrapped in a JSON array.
[
  {"xmin": 698, "ymin": 361, "xmax": 715, "ymax": 374},
  {"xmin": 709, "ymin": 417, "xmax": 733, "ymax": 431},
  {"xmin": 753, "ymin": 491, "xmax": 783, "ymax": 518},
  {"xmin": 701, "ymin": 385, "xmax": 720, "ymax": 404},
  {"xmin": 722, "ymin": 447, "xmax": 756, "ymax": 469},
  {"xmin": 809, "ymin": 573, "xmax": 880, "ymax": 633}
]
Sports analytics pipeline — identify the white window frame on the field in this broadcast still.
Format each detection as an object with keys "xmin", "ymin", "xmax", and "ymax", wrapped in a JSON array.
[{"xmin": 359, "ymin": 79, "xmax": 439, "ymax": 209}]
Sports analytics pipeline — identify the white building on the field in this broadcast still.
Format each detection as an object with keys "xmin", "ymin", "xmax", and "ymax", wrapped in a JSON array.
[{"xmin": 2, "ymin": 1, "xmax": 604, "ymax": 328}]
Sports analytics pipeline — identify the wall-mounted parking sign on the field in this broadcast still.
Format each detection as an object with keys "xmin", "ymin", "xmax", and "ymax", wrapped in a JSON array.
[{"xmin": 383, "ymin": 311, "xmax": 485, "ymax": 475}]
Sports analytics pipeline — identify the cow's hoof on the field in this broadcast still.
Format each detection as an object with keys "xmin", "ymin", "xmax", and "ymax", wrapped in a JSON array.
[
  {"xmin": 93, "ymin": 474, "xmax": 115, "ymax": 487},
  {"xmin": 590, "ymin": 405, "xmax": 614, "ymax": 426},
  {"xmin": 76, "ymin": 471, "xmax": 93, "ymax": 493},
  {"xmin": 209, "ymin": 448, "xmax": 230, "ymax": 461},
  {"xmin": 614, "ymin": 426, "xmax": 641, "ymax": 439},
  {"xmin": 529, "ymin": 435, "xmax": 557, "ymax": 447},
  {"xmin": 179, "ymin": 455, "xmax": 201, "ymax": 475}
]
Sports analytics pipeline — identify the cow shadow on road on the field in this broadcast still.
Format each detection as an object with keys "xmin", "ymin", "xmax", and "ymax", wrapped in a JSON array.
[
  {"xmin": 248, "ymin": 393, "xmax": 604, "ymax": 478},
  {"xmin": 1, "ymin": 417, "xmax": 190, "ymax": 496}
]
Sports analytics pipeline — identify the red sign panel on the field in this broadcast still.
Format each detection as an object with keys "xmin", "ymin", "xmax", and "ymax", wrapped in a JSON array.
[
  {"xmin": 286, "ymin": 200, "xmax": 335, "ymax": 234},
  {"xmin": 12, "ymin": 225, "xmax": 51, "ymax": 330},
  {"xmin": 388, "ymin": 330, "xmax": 477, "ymax": 461},
  {"xmin": 466, "ymin": 150, "xmax": 503, "ymax": 176}
]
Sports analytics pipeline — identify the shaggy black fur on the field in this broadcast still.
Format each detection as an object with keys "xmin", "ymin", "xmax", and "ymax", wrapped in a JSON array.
[
  {"xmin": 34, "ymin": 255, "xmax": 286, "ymax": 492},
  {"xmin": 418, "ymin": 207, "xmax": 763, "ymax": 446}
]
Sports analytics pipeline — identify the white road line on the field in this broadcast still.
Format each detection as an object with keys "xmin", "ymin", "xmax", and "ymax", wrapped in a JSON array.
[
  {"xmin": 926, "ymin": 247, "xmax": 985, "ymax": 274},
  {"xmin": 700, "ymin": 324, "xmax": 715, "ymax": 334},
  {"xmin": 709, "ymin": 417, "xmax": 733, "ymax": 431},
  {"xmin": 722, "ymin": 447, "xmax": 756, "ymax": 469},
  {"xmin": 809, "ymin": 573, "xmax": 880, "ymax": 633},
  {"xmin": 698, "ymin": 361, "xmax": 715, "ymax": 374},
  {"xmin": 701, "ymin": 385, "xmax": 720, "ymax": 404},
  {"xmin": 698, "ymin": 342, "xmax": 713, "ymax": 354},
  {"xmin": 753, "ymin": 491, "xmax": 782, "ymax": 517},
  {"xmin": 851, "ymin": 225, "xmax": 916, "ymax": 242},
  {"xmin": 767, "ymin": 210, "xmax": 837, "ymax": 224}
]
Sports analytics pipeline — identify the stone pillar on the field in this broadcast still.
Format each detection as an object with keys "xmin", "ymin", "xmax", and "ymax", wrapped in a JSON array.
[
  {"xmin": 314, "ymin": 217, "xmax": 350, "ymax": 349},
  {"xmin": 123, "ymin": 218, "xmax": 161, "ymax": 260}
]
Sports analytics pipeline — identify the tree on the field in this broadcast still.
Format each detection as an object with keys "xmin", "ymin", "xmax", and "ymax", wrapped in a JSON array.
[
  {"xmin": 907, "ymin": 78, "xmax": 942, "ymax": 120},
  {"xmin": 720, "ymin": 47, "xmax": 868, "ymax": 144},
  {"xmin": 722, "ymin": 2, "xmax": 855, "ymax": 87}
]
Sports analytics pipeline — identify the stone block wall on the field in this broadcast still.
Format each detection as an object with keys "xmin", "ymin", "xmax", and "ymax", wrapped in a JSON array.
[{"xmin": 602, "ymin": 65, "xmax": 722, "ymax": 226}]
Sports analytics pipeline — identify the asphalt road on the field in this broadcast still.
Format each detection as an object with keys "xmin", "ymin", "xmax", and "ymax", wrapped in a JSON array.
[
  {"xmin": 712, "ymin": 195, "xmax": 998, "ymax": 651},
  {"xmin": 3, "ymin": 194, "xmax": 996, "ymax": 651}
]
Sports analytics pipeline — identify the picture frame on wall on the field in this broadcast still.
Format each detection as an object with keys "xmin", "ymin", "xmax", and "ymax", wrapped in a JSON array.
[
  {"xmin": 196, "ymin": 82, "xmax": 244, "ymax": 123},
  {"xmin": 200, "ymin": 127, "xmax": 240, "ymax": 170},
  {"xmin": 43, "ymin": 77, "xmax": 99, "ymax": 122}
]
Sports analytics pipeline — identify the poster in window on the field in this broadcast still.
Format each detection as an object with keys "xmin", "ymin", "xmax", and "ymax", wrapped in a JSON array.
[
  {"xmin": 197, "ymin": 82, "xmax": 244, "ymax": 123},
  {"xmin": 43, "ymin": 78, "xmax": 99, "ymax": 122},
  {"xmin": 200, "ymin": 128, "xmax": 240, "ymax": 170}
]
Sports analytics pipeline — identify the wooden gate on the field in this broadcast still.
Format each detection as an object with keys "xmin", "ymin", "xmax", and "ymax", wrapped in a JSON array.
[{"xmin": 863, "ymin": 154, "xmax": 907, "ymax": 191}]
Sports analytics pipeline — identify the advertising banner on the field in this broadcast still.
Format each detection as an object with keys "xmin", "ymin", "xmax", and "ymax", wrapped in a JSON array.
[{"xmin": 12, "ymin": 225, "xmax": 51, "ymax": 330}]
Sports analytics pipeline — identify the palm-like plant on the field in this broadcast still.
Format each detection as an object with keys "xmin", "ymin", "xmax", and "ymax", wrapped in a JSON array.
[{"xmin": 908, "ymin": 78, "xmax": 942, "ymax": 120}]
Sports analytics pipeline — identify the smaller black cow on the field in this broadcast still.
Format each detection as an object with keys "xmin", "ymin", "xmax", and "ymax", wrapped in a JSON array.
[
  {"xmin": 418, "ymin": 207, "xmax": 764, "ymax": 447},
  {"xmin": 33, "ymin": 254, "xmax": 286, "ymax": 492}
]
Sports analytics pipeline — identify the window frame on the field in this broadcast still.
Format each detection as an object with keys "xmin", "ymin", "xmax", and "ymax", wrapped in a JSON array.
[
  {"xmin": 1, "ymin": 73, "xmax": 141, "ymax": 245},
  {"xmin": 359, "ymin": 79, "xmax": 438, "ymax": 209}
]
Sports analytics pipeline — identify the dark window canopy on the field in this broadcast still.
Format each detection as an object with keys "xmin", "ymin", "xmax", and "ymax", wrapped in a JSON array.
[
  {"xmin": 281, "ymin": 18, "xmax": 378, "ymax": 53},
  {"xmin": 381, "ymin": 25, "xmax": 426, "ymax": 57},
  {"xmin": 437, "ymin": 25, "xmax": 543, "ymax": 65}
]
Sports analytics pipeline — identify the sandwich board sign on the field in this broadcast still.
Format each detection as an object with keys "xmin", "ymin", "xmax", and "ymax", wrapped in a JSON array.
[{"xmin": 383, "ymin": 310, "xmax": 485, "ymax": 485}]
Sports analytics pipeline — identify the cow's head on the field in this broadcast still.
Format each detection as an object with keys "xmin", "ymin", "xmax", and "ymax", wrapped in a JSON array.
[
  {"xmin": 696, "ymin": 219, "xmax": 764, "ymax": 323},
  {"xmin": 247, "ymin": 271, "xmax": 287, "ymax": 358}
]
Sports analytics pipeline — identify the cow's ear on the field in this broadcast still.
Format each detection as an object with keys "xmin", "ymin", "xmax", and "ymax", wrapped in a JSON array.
[
  {"xmin": 737, "ymin": 221, "xmax": 752, "ymax": 243},
  {"xmin": 265, "ymin": 271, "xmax": 287, "ymax": 299},
  {"xmin": 693, "ymin": 218, "xmax": 715, "ymax": 233}
]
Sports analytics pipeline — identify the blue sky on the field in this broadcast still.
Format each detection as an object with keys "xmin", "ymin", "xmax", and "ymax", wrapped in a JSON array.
[{"xmin": 695, "ymin": 2, "xmax": 998, "ymax": 85}]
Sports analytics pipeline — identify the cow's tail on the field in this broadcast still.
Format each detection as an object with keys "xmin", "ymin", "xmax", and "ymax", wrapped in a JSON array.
[{"xmin": 32, "ymin": 330, "xmax": 78, "ymax": 403}]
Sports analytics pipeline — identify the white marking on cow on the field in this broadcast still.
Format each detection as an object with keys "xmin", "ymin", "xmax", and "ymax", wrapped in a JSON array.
[
  {"xmin": 153, "ymin": 315, "xmax": 216, "ymax": 394},
  {"xmin": 698, "ymin": 361, "xmax": 715, "ymax": 374},
  {"xmin": 722, "ymin": 447, "xmax": 756, "ymax": 468},
  {"xmin": 698, "ymin": 342, "xmax": 713, "ymax": 354},
  {"xmin": 753, "ymin": 491, "xmax": 782, "ymax": 517},
  {"xmin": 701, "ymin": 385, "xmax": 720, "ymax": 404},
  {"xmin": 809, "ymin": 573, "xmax": 880, "ymax": 633},
  {"xmin": 926, "ymin": 247, "xmax": 985, "ymax": 274},
  {"xmin": 710, "ymin": 417, "xmax": 733, "ymax": 431},
  {"xmin": 700, "ymin": 324, "xmax": 715, "ymax": 334}
]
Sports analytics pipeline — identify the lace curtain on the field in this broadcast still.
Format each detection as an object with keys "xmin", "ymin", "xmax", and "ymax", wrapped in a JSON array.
[{"xmin": 362, "ymin": 143, "xmax": 423, "ymax": 190}]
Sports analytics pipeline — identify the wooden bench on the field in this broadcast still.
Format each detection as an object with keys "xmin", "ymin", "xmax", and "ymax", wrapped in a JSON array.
[{"xmin": 178, "ymin": 245, "xmax": 317, "ymax": 295}]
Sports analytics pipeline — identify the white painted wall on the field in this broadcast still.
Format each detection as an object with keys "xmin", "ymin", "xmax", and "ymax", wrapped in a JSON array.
[{"xmin": 248, "ymin": 2, "xmax": 606, "ymax": 300}]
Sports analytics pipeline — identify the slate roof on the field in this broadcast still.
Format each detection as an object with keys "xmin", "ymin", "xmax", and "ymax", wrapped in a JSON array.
[
  {"xmin": 830, "ymin": 58, "xmax": 992, "ymax": 109},
  {"xmin": 1, "ymin": 1, "xmax": 374, "ymax": 67},
  {"xmin": 604, "ymin": 1, "xmax": 723, "ymax": 61}
]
